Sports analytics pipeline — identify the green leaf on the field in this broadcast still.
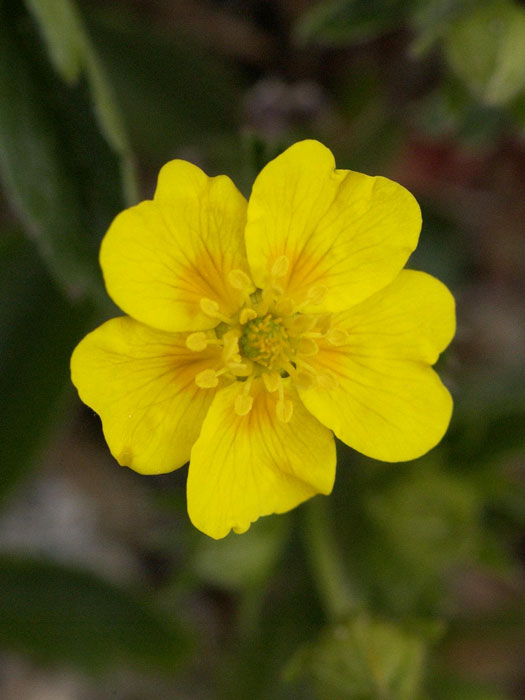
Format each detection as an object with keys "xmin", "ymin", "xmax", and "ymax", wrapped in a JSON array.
[
  {"xmin": 23, "ymin": 0, "xmax": 85, "ymax": 84},
  {"xmin": 24, "ymin": 0, "xmax": 136, "ymax": 203},
  {"xmin": 409, "ymin": 0, "xmax": 481, "ymax": 57},
  {"xmin": 0, "ymin": 13, "xmax": 102, "ymax": 301},
  {"xmin": 443, "ymin": 0, "xmax": 525, "ymax": 106},
  {"xmin": 287, "ymin": 615, "xmax": 427, "ymax": 700},
  {"xmin": 366, "ymin": 466, "xmax": 479, "ymax": 574},
  {"xmin": 83, "ymin": 5, "xmax": 242, "ymax": 167},
  {"xmin": 295, "ymin": 0, "xmax": 407, "ymax": 47},
  {"xmin": 0, "ymin": 3, "xmax": 130, "ymax": 303},
  {"xmin": 0, "ymin": 232, "xmax": 94, "ymax": 504},
  {"xmin": 0, "ymin": 555, "xmax": 189, "ymax": 673}
]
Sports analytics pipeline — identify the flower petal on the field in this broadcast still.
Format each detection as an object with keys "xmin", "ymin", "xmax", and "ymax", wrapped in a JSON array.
[
  {"xmin": 100, "ymin": 160, "xmax": 249, "ymax": 332},
  {"xmin": 331, "ymin": 269, "xmax": 456, "ymax": 363},
  {"xmin": 245, "ymin": 140, "xmax": 421, "ymax": 311},
  {"xmin": 187, "ymin": 379, "xmax": 336, "ymax": 539},
  {"xmin": 297, "ymin": 271, "xmax": 455, "ymax": 461},
  {"xmin": 71, "ymin": 317, "xmax": 223, "ymax": 474}
]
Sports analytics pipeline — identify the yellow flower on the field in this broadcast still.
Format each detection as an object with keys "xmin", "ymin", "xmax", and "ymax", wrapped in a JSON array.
[{"xmin": 71, "ymin": 140, "xmax": 455, "ymax": 539}]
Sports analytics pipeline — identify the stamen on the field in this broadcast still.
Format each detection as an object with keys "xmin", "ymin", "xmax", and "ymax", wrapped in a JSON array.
[
  {"xmin": 234, "ymin": 377, "xmax": 254, "ymax": 416},
  {"xmin": 222, "ymin": 331, "xmax": 242, "ymax": 364},
  {"xmin": 262, "ymin": 372, "xmax": 280, "ymax": 393},
  {"xmin": 295, "ymin": 358, "xmax": 317, "ymax": 375},
  {"xmin": 327, "ymin": 328, "xmax": 350, "ymax": 346},
  {"xmin": 185, "ymin": 332, "xmax": 208, "ymax": 352},
  {"xmin": 262, "ymin": 284, "xmax": 284, "ymax": 307},
  {"xmin": 289, "ymin": 314, "xmax": 318, "ymax": 334},
  {"xmin": 296, "ymin": 337, "xmax": 319, "ymax": 356},
  {"xmin": 315, "ymin": 313, "xmax": 332, "ymax": 335},
  {"xmin": 235, "ymin": 393, "xmax": 254, "ymax": 416},
  {"xmin": 229, "ymin": 362, "xmax": 252, "ymax": 377},
  {"xmin": 200, "ymin": 298, "xmax": 233, "ymax": 324},
  {"xmin": 228, "ymin": 269, "xmax": 255, "ymax": 293},
  {"xmin": 195, "ymin": 369, "xmax": 219, "ymax": 389},
  {"xmin": 294, "ymin": 370, "xmax": 316, "ymax": 390},
  {"xmin": 271, "ymin": 255, "xmax": 289, "ymax": 279},
  {"xmin": 276, "ymin": 399, "xmax": 293, "ymax": 423},
  {"xmin": 273, "ymin": 296, "xmax": 294, "ymax": 317},
  {"xmin": 240, "ymin": 307, "xmax": 257, "ymax": 324}
]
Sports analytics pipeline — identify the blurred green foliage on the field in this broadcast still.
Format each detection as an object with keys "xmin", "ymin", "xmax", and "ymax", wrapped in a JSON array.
[
  {"xmin": 0, "ymin": 555, "xmax": 189, "ymax": 672},
  {"xmin": 0, "ymin": 0, "xmax": 523, "ymax": 697}
]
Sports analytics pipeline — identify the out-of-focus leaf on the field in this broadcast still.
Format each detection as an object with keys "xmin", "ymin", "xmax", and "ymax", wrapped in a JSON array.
[
  {"xmin": 286, "ymin": 615, "xmax": 427, "ymax": 700},
  {"xmin": 295, "ymin": 0, "xmax": 407, "ymax": 47},
  {"xmin": 0, "ymin": 231, "xmax": 94, "ymax": 504},
  {"xmin": 0, "ymin": 3, "xmax": 129, "ymax": 303},
  {"xmin": 443, "ymin": 0, "xmax": 525, "ymax": 106},
  {"xmin": 192, "ymin": 515, "xmax": 289, "ymax": 590},
  {"xmin": 23, "ymin": 0, "xmax": 84, "ymax": 84},
  {"xmin": 367, "ymin": 466, "xmax": 479, "ymax": 574},
  {"xmin": 24, "ymin": 0, "xmax": 136, "ymax": 203},
  {"xmin": 409, "ymin": 0, "xmax": 481, "ymax": 56},
  {"xmin": 448, "ymin": 368, "xmax": 525, "ymax": 466},
  {"xmin": 0, "ymin": 555, "xmax": 189, "ymax": 673},
  {"xmin": 413, "ymin": 70, "xmax": 505, "ymax": 144},
  {"xmin": 0, "ymin": 10, "xmax": 102, "ymax": 301},
  {"xmin": 84, "ymin": 6, "xmax": 242, "ymax": 167}
]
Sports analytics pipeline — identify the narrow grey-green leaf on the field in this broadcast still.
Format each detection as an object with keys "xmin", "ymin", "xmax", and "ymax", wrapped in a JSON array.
[
  {"xmin": 84, "ymin": 5, "xmax": 242, "ymax": 166},
  {"xmin": 0, "ymin": 13, "xmax": 103, "ymax": 301},
  {"xmin": 23, "ymin": 0, "xmax": 84, "ymax": 84},
  {"xmin": 24, "ymin": 0, "xmax": 137, "ymax": 203},
  {"xmin": 0, "ymin": 555, "xmax": 189, "ymax": 673}
]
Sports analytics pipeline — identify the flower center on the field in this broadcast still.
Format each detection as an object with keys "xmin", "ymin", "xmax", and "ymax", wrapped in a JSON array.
[
  {"xmin": 239, "ymin": 314, "xmax": 291, "ymax": 371},
  {"xmin": 188, "ymin": 265, "xmax": 347, "ymax": 422}
]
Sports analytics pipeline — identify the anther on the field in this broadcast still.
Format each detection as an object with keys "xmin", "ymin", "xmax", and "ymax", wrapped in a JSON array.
[
  {"xmin": 240, "ymin": 307, "xmax": 257, "ymax": 324},
  {"xmin": 273, "ymin": 296, "xmax": 294, "ymax": 317},
  {"xmin": 195, "ymin": 369, "xmax": 219, "ymax": 389},
  {"xmin": 228, "ymin": 269, "xmax": 255, "ymax": 293},
  {"xmin": 262, "ymin": 372, "xmax": 280, "ymax": 393},
  {"xmin": 262, "ymin": 284, "xmax": 284, "ymax": 306},
  {"xmin": 222, "ymin": 331, "xmax": 241, "ymax": 364},
  {"xmin": 186, "ymin": 332, "xmax": 208, "ymax": 352},
  {"xmin": 276, "ymin": 399, "xmax": 293, "ymax": 423},
  {"xmin": 294, "ymin": 371, "xmax": 316, "ymax": 390},
  {"xmin": 200, "ymin": 298, "xmax": 232, "ymax": 324},
  {"xmin": 327, "ymin": 328, "xmax": 350, "ymax": 346},
  {"xmin": 234, "ymin": 393, "xmax": 254, "ymax": 416},
  {"xmin": 290, "ymin": 314, "xmax": 318, "ymax": 334},
  {"xmin": 271, "ymin": 255, "xmax": 289, "ymax": 279},
  {"xmin": 296, "ymin": 337, "xmax": 319, "ymax": 356}
]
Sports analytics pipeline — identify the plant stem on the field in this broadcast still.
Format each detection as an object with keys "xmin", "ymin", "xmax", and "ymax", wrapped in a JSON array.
[{"xmin": 304, "ymin": 496, "xmax": 361, "ymax": 622}]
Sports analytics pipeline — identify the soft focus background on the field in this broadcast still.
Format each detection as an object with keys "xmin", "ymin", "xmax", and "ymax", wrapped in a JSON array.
[{"xmin": 1, "ymin": 0, "xmax": 524, "ymax": 698}]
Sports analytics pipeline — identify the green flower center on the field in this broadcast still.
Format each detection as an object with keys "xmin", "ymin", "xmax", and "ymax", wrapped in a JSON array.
[{"xmin": 239, "ymin": 314, "xmax": 291, "ymax": 370}]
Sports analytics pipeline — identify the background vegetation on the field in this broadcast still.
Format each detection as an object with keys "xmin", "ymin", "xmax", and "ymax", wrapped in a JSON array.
[{"xmin": 1, "ymin": 0, "xmax": 524, "ymax": 697}]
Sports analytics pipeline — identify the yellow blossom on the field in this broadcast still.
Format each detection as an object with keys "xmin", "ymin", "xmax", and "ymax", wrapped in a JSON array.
[{"xmin": 71, "ymin": 140, "xmax": 455, "ymax": 539}]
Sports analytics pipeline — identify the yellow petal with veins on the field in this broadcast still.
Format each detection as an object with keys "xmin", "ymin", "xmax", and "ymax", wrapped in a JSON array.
[
  {"xmin": 245, "ymin": 140, "xmax": 421, "ymax": 313},
  {"xmin": 100, "ymin": 160, "xmax": 249, "ymax": 332},
  {"xmin": 187, "ymin": 379, "xmax": 336, "ymax": 539},
  {"xmin": 70, "ymin": 317, "xmax": 223, "ymax": 474},
  {"xmin": 297, "ymin": 270, "xmax": 455, "ymax": 461}
]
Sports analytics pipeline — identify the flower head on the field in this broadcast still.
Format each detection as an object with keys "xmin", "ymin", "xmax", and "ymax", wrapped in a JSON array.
[{"xmin": 71, "ymin": 140, "xmax": 455, "ymax": 539}]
